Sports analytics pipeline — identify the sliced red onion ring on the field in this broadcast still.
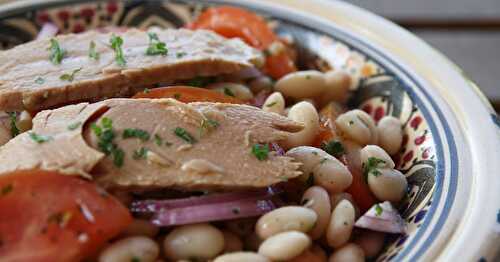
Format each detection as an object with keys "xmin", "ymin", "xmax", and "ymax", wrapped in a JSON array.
[
  {"xmin": 151, "ymin": 198, "xmax": 277, "ymax": 226},
  {"xmin": 354, "ymin": 201, "xmax": 406, "ymax": 234},
  {"xmin": 131, "ymin": 186, "xmax": 283, "ymax": 213},
  {"xmin": 36, "ymin": 23, "xmax": 58, "ymax": 40}
]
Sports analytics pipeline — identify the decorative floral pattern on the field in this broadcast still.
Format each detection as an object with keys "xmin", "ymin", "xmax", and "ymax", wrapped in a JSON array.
[{"xmin": 0, "ymin": 1, "xmax": 439, "ymax": 260}]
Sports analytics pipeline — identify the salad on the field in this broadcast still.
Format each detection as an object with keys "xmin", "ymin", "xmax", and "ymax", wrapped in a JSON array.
[{"xmin": 0, "ymin": 5, "xmax": 408, "ymax": 262}]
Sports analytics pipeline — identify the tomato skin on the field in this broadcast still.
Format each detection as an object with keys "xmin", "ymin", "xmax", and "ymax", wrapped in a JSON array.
[
  {"xmin": 0, "ymin": 170, "xmax": 132, "ymax": 262},
  {"xmin": 188, "ymin": 6, "xmax": 296, "ymax": 79},
  {"xmin": 133, "ymin": 86, "xmax": 245, "ymax": 104}
]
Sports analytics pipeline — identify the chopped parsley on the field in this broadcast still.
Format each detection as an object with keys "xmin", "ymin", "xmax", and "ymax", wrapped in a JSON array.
[
  {"xmin": 1, "ymin": 184, "xmax": 13, "ymax": 197},
  {"xmin": 154, "ymin": 134, "xmax": 163, "ymax": 146},
  {"xmin": 176, "ymin": 52, "xmax": 187, "ymax": 58},
  {"xmin": 186, "ymin": 76, "xmax": 214, "ymax": 87},
  {"xmin": 48, "ymin": 38, "xmax": 65, "ymax": 65},
  {"xmin": 35, "ymin": 77, "xmax": 45, "ymax": 84},
  {"xmin": 133, "ymin": 147, "xmax": 149, "ymax": 160},
  {"xmin": 123, "ymin": 128, "xmax": 150, "ymax": 141},
  {"xmin": 199, "ymin": 118, "xmax": 219, "ymax": 137},
  {"xmin": 174, "ymin": 127, "xmax": 196, "ymax": 144},
  {"xmin": 110, "ymin": 34, "xmax": 126, "ymax": 66},
  {"xmin": 29, "ymin": 132, "xmax": 52, "ymax": 144},
  {"xmin": 131, "ymin": 257, "xmax": 141, "ymax": 262},
  {"xmin": 91, "ymin": 117, "xmax": 125, "ymax": 167},
  {"xmin": 363, "ymin": 157, "xmax": 386, "ymax": 179},
  {"xmin": 375, "ymin": 204, "xmax": 383, "ymax": 216},
  {"xmin": 67, "ymin": 121, "xmax": 82, "ymax": 131},
  {"xmin": 305, "ymin": 75, "xmax": 311, "ymax": 80},
  {"xmin": 173, "ymin": 93, "xmax": 181, "ymax": 99},
  {"xmin": 251, "ymin": 143, "xmax": 269, "ymax": 161},
  {"xmin": 7, "ymin": 112, "xmax": 19, "ymax": 137},
  {"xmin": 223, "ymin": 87, "xmax": 235, "ymax": 97},
  {"xmin": 143, "ymin": 88, "xmax": 150, "ymax": 94},
  {"xmin": 146, "ymin": 32, "xmax": 168, "ymax": 56},
  {"xmin": 320, "ymin": 158, "xmax": 328, "ymax": 164},
  {"xmin": 321, "ymin": 140, "xmax": 345, "ymax": 158},
  {"xmin": 265, "ymin": 101, "xmax": 277, "ymax": 107},
  {"xmin": 59, "ymin": 67, "xmax": 82, "ymax": 82},
  {"xmin": 88, "ymin": 40, "xmax": 99, "ymax": 60}
]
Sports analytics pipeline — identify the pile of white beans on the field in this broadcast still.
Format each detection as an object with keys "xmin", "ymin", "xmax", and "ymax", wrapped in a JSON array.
[{"xmin": 98, "ymin": 70, "xmax": 408, "ymax": 262}]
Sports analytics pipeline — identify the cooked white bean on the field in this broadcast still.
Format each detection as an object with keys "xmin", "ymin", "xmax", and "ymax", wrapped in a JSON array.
[
  {"xmin": 318, "ymin": 70, "xmax": 351, "ymax": 105},
  {"xmin": 326, "ymin": 199, "xmax": 355, "ymax": 248},
  {"xmin": 98, "ymin": 236, "xmax": 159, "ymax": 262},
  {"xmin": 312, "ymin": 157, "xmax": 352, "ymax": 193},
  {"xmin": 222, "ymin": 230, "xmax": 243, "ymax": 252},
  {"xmin": 249, "ymin": 76, "xmax": 273, "ymax": 93},
  {"xmin": 286, "ymin": 146, "xmax": 330, "ymax": 177},
  {"xmin": 360, "ymin": 145, "xmax": 395, "ymax": 169},
  {"xmin": 335, "ymin": 109, "xmax": 378, "ymax": 145},
  {"xmin": 212, "ymin": 82, "xmax": 254, "ymax": 100},
  {"xmin": 330, "ymin": 192, "xmax": 360, "ymax": 219},
  {"xmin": 275, "ymin": 70, "xmax": 327, "ymax": 99},
  {"xmin": 354, "ymin": 231, "xmax": 386, "ymax": 258},
  {"xmin": 368, "ymin": 168, "xmax": 408, "ymax": 202},
  {"xmin": 214, "ymin": 252, "xmax": 270, "ymax": 262},
  {"xmin": 283, "ymin": 101, "xmax": 320, "ymax": 149},
  {"xmin": 122, "ymin": 219, "xmax": 159, "ymax": 238},
  {"xmin": 256, "ymin": 206, "xmax": 317, "ymax": 239},
  {"xmin": 163, "ymin": 223, "xmax": 224, "ymax": 260},
  {"xmin": 302, "ymin": 186, "xmax": 331, "ymax": 239},
  {"xmin": 258, "ymin": 231, "xmax": 311, "ymax": 261},
  {"xmin": 328, "ymin": 243, "xmax": 365, "ymax": 262},
  {"xmin": 262, "ymin": 92, "xmax": 285, "ymax": 115},
  {"xmin": 377, "ymin": 116, "xmax": 403, "ymax": 155}
]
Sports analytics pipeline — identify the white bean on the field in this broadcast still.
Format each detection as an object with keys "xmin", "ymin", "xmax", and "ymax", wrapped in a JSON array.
[
  {"xmin": 249, "ymin": 76, "xmax": 274, "ymax": 93},
  {"xmin": 214, "ymin": 252, "xmax": 270, "ymax": 262},
  {"xmin": 121, "ymin": 219, "xmax": 159, "ymax": 238},
  {"xmin": 335, "ymin": 109, "xmax": 378, "ymax": 145},
  {"xmin": 258, "ymin": 231, "xmax": 311, "ymax": 261},
  {"xmin": 328, "ymin": 243, "xmax": 365, "ymax": 262},
  {"xmin": 368, "ymin": 168, "xmax": 408, "ymax": 202},
  {"xmin": 222, "ymin": 230, "xmax": 243, "ymax": 252},
  {"xmin": 302, "ymin": 186, "xmax": 331, "ymax": 239},
  {"xmin": 360, "ymin": 145, "xmax": 395, "ymax": 169},
  {"xmin": 212, "ymin": 82, "xmax": 254, "ymax": 100},
  {"xmin": 256, "ymin": 206, "xmax": 317, "ymax": 239},
  {"xmin": 262, "ymin": 92, "xmax": 285, "ymax": 115},
  {"xmin": 377, "ymin": 116, "xmax": 403, "ymax": 155},
  {"xmin": 98, "ymin": 236, "xmax": 159, "ymax": 262},
  {"xmin": 283, "ymin": 101, "xmax": 320, "ymax": 149},
  {"xmin": 286, "ymin": 146, "xmax": 330, "ymax": 178},
  {"xmin": 318, "ymin": 70, "xmax": 351, "ymax": 105},
  {"xmin": 163, "ymin": 223, "xmax": 224, "ymax": 260},
  {"xmin": 354, "ymin": 231, "xmax": 386, "ymax": 258},
  {"xmin": 330, "ymin": 192, "xmax": 360, "ymax": 219},
  {"xmin": 275, "ymin": 70, "xmax": 327, "ymax": 99},
  {"xmin": 326, "ymin": 199, "xmax": 355, "ymax": 248},
  {"xmin": 312, "ymin": 157, "xmax": 353, "ymax": 193}
]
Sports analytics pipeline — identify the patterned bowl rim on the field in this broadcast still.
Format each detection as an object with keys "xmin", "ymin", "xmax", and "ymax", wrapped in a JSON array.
[{"xmin": 0, "ymin": 0, "xmax": 499, "ymax": 261}]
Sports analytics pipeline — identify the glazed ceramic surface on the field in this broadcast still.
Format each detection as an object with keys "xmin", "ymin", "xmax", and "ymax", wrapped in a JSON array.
[{"xmin": 0, "ymin": 0, "xmax": 498, "ymax": 261}]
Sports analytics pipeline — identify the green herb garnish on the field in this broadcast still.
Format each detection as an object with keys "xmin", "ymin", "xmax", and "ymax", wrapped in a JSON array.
[
  {"xmin": 375, "ymin": 204, "xmax": 383, "ymax": 216},
  {"xmin": 67, "ymin": 121, "xmax": 82, "ymax": 131},
  {"xmin": 173, "ymin": 93, "xmax": 181, "ymax": 99},
  {"xmin": 35, "ymin": 77, "xmax": 45, "ymax": 84},
  {"xmin": 223, "ymin": 87, "xmax": 235, "ymax": 97},
  {"xmin": 265, "ymin": 101, "xmax": 277, "ymax": 107},
  {"xmin": 1, "ymin": 184, "xmax": 13, "ymax": 197},
  {"xmin": 7, "ymin": 112, "xmax": 19, "ymax": 137},
  {"xmin": 48, "ymin": 38, "xmax": 65, "ymax": 64},
  {"xmin": 123, "ymin": 128, "xmax": 150, "ymax": 141},
  {"xmin": 176, "ymin": 52, "xmax": 187, "ymax": 58},
  {"xmin": 174, "ymin": 127, "xmax": 196, "ymax": 144},
  {"xmin": 251, "ymin": 143, "xmax": 269, "ymax": 161},
  {"xmin": 321, "ymin": 140, "xmax": 345, "ymax": 158},
  {"xmin": 199, "ymin": 118, "xmax": 219, "ymax": 137},
  {"xmin": 29, "ymin": 132, "xmax": 52, "ymax": 144},
  {"xmin": 363, "ymin": 157, "xmax": 386, "ymax": 179},
  {"xmin": 143, "ymin": 88, "xmax": 150, "ymax": 94},
  {"xmin": 146, "ymin": 32, "xmax": 168, "ymax": 56},
  {"xmin": 88, "ymin": 40, "xmax": 99, "ymax": 60},
  {"xmin": 154, "ymin": 134, "xmax": 163, "ymax": 146},
  {"xmin": 131, "ymin": 257, "xmax": 141, "ymax": 262},
  {"xmin": 59, "ymin": 67, "xmax": 82, "ymax": 82},
  {"xmin": 320, "ymin": 158, "xmax": 328, "ymax": 164},
  {"xmin": 91, "ymin": 117, "xmax": 125, "ymax": 167},
  {"xmin": 133, "ymin": 147, "xmax": 149, "ymax": 160},
  {"xmin": 186, "ymin": 76, "xmax": 214, "ymax": 87},
  {"xmin": 110, "ymin": 34, "xmax": 126, "ymax": 66}
]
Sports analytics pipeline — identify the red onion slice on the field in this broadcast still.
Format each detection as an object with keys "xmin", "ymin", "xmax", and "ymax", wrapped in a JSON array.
[
  {"xmin": 36, "ymin": 23, "xmax": 58, "ymax": 40},
  {"xmin": 354, "ymin": 201, "xmax": 406, "ymax": 234},
  {"xmin": 151, "ymin": 198, "xmax": 277, "ymax": 226}
]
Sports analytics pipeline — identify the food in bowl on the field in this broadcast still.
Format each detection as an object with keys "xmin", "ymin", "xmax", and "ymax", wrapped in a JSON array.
[{"xmin": 0, "ymin": 5, "xmax": 410, "ymax": 261}]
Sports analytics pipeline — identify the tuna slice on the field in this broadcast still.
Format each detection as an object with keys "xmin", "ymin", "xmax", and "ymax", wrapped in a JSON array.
[
  {"xmin": 0, "ymin": 98, "xmax": 303, "ymax": 190},
  {"xmin": 0, "ymin": 29, "xmax": 262, "ymax": 111}
]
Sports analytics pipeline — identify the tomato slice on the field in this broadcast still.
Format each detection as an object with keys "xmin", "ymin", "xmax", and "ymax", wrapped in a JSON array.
[
  {"xmin": 0, "ymin": 170, "xmax": 132, "ymax": 262},
  {"xmin": 188, "ymin": 6, "xmax": 297, "ymax": 79},
  {"xmin": 133, "ymin": 86, "xmax": 244, "ymax": 104}
]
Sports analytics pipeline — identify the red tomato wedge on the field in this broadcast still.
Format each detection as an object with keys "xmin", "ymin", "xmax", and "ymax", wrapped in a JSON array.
[
  {"xmin": 187, "ymin": 6, "xmax": 297, "ymax": 79},
  {"xmin": 133, "ymin": 86, "xmax": 244, "ymax": 104},
  {"xmin": 0, "ymin": 170, "xmax": 132, "ymax": 262}
]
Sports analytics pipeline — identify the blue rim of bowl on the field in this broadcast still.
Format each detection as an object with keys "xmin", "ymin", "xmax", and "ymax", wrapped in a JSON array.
[{"xmin": 0, "ymin": 0, "xmax": 459, "ymax": 260}]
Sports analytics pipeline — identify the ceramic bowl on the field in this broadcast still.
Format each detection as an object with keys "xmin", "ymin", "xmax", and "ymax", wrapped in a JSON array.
[{"xmin": 0, "ymin": 0, "xmax": 498, "ymax": 261}]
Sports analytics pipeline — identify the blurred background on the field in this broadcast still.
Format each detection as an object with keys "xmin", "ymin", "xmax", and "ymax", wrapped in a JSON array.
[{"xmin": 342, "ymin": 0, "xmax": 500, "ymax": 112}]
